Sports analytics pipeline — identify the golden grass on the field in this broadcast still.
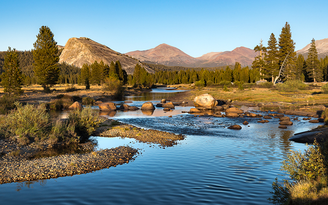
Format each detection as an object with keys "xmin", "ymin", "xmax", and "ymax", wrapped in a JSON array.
[
  {"xmin": 187, "ymin": 87, "xmax": 328, "ymax": 107},
  {"xmin": 290, "ymin": 178, "xmax": 328, "ymax": 204}
]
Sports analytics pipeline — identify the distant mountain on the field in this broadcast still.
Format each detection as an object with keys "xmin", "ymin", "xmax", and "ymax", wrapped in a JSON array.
[
  {"xmin": 125, "ymin": 43, "xmax": 198, "ymax": 67},
  {"xmin": 126, "ymin": 44, "xmax": 256, "ymax": 67},
  {"xmin": 297, "ymin": 38, "xmax": 328, "ymax": 59},
  {"xmin": 59, "ymin": 37, "xmax": 153, "ymax": 74}
]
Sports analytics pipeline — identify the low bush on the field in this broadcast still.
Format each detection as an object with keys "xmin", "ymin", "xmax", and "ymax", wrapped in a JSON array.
[
  {"xmin": 0, "ymin": 95, "xmax": 18, "ymax": 114},
  {"xmin": 258, "ymin": 82, "xmax": 274, "ymax": 88},
  {"xmin": 321, "ymin": 83, "xmax": 328, "ymax": 94},
  {"xmin": 103, "ymin": 77, "xmax": 125, "ymax": 99},
  {"xmin": 195, "ymin": 80, "xmax": 205, "ymax": 88},
  {"xmin": 0, "ymin": 103, "xmax": 103, "ymax": 146},
  {"xmin": 82, "ymin": 97, "xmax": 95, "ymax": 105},
  {"xmin": 219, "ymin": 81, "xmax": 231, "ymax": 86},
  {"xmin": 0, "ymin": 102, "xmax": 50, "ymax": 142},
  {"xmin": 68, "ymin": 107, "xmax": 104, "ymax": 142},
  {"xmin": 269, "ymin": 140, "xmax": 328, "ymax": 204},
  {"xmin": 276, "ymin": 80, "xmax": 308, "ymax": 92}
]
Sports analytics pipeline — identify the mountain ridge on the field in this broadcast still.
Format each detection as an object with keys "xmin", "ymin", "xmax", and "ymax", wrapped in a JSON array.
[
  {"xmin": 59, "ymin": 37, "xmax": 153, "ymax": 75},
  {"xmin": 126, "ymin": 44, "xmax": 257, "ymax": 67}
]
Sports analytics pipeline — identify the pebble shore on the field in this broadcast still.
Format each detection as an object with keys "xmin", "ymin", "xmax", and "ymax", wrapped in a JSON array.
[{"xmin": 0, "ymin": 146, "xmax": 138, "ymax": 184}]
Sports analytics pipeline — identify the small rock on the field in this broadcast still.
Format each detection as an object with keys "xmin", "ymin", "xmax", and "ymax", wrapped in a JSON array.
[
  {"xmin": 68, "ymin": 101, "xmax": 82, "ymax": 110},
  {"xmin": 228, "ymin": 125, "xmax": 242, "ymax": 130},
  {"xmin": 279, "ymin": 125, "xmax": 287, "ymax": 129},
  {"xmin": 309, "ymin": 120, "xmax": 319, "ymax": 123},
  {"xmin": 243, "ymin": 121, "xmax": 249, "ymax": 125},
  {"xmin": 141, "ymin": 102, "xmax": 155, "ymax": 110},
  {"xmin": 162, "ymin": 102, "xmax": 175, "ymax": 109},
  {"xmin": 279, "ymin": 121, "xmax": 293, "ymax": 125}
]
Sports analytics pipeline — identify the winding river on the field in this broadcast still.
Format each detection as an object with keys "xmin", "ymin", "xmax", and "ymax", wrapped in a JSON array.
[{"xmin": 0, "ymin": 88, "xmax": 320, "ymax": 204}]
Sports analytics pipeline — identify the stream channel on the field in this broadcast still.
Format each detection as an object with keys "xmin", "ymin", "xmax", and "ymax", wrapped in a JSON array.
[{"xmin": 0, "ymin": 87, "xmax": 322, "ymax": 204}]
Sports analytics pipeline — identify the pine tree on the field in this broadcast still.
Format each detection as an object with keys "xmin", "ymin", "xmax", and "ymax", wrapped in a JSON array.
[
  {"xmin": 264, "ymin": 33, "xmax": 279, "ymax": 82},
  {"xmin": 81, "ymin": 64, "xmax": 90, "ymax": 89},
  {"xmin": 233, "ymin": 62, "xmax": 241, "ymax": 82},
  {"xmin": 1, "ymin": 47, "xmax": 23, "ymax": 96},
  {"xmin": 109, "ymin": 61, "xmax": 119, "ymax": 80},
  {"xmin": 91, "ymin": 61, "xmax": 102, "ymax": 85},
  {"xmin": 296, "ymin": 54, "xmax": 306, "ymax": 81},
  {"xmin": 253, "ymin": 40, "xmax": 266, "ymax": 80},
  {"xmin": 33, "ymin": 26, "xmax": 60, "ymax": 91},
  {"xmin": 306, "ymin": 38, "xmax": 321, "ymax": 82},
  {"xmin": 278, "ymin": 22, "xmax": 297, "ymax": 80}
]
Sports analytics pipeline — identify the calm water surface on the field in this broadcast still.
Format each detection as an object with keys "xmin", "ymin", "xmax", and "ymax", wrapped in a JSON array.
[{"xmin": 0, "ymin": 88, "xmax": 320, "ymax": 204}]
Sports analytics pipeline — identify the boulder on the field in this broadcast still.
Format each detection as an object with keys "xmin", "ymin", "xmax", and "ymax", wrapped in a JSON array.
[
  {"xmin": 68, "ymin": 101, "xmax": 83, "ymax": 110},
  {"xmin": 278, "ymin": 125, "xmax": 287, "ymax": 129},
  {"xmin": 99, "ymin": 102, "xmax": 116, "ymax": 111},
  {"xmin": 189, "ymin": 108, "xmax": 201, "ymax": 113},
  {"xmin": 119, "ymin": 104, "xmax": 130, "ymax": 110},
  {"xmin": 128, "ymin": 106, "xmax": 139, "ymax": 111},
  {"xmin": 279, "ymin": 120, "xmax": 293, "ymax": 125},
  {"xmin": 309, "ymin": 120, "xmax": 320, "ymax": 123},
  {"xmin": 162, "ymin": 102, "xmax": 175, "ymax": 109},
  {"xmin": 263, "ymin": 115, "xmax": 272, "ymax": 119},
  {"xmin": 279, "ymin": 116, "xmax": 290, "ymax": 121},
  {"xmin": 141, "ymin": 102, "xmax": 155, "ymax": 110},
  {"xmin": 243, "ymin": 121, "xmax": 249, "ymax": 125},
  {"xmin": 226, "ymin": 107, "xmax": 243, "ymax": 114},
  {"xmin": 214, "ymin": 106, "xmax": 224, "ymax": 111},
  {"xmin": 258, "ymin": 120, "xmax": 269, "ymax": 123},
  {"xmin": 226, "ymin": 112, "xmax": 239, "ymax": 118},
  {"xmin": 161, "ymin": 99, "xmax": 166, "ymax": 103},
  {"xmin": 228, "ymin": 125, "xmax": 242, "ymax": 130},
  {"xmin": 194, "ymin": 94, "xmax": 218, "ymax": 109}
]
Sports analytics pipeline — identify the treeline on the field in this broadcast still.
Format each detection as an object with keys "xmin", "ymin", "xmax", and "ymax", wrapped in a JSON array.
[
  {"xmin": 0, "ymin": 50, "xmax": 81, "ymax": 86},
  {"xmin": 252, "ymin": 22, "xmax": 328, "ymax": 83},
  {"xmin": 143, "ymin": 61, "xmax": 228, "ymax": 72}
]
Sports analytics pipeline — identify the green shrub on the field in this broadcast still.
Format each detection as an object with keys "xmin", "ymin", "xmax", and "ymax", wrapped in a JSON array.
[
  {"xmin": 321, "ymin": 83, "xmax": 328, "ymax": 94},
  {"xmin": 82, "ymin": 97, "xmax": 95, "ymax": 105},
  {"xmin": 223, "ymin": 85, "xmax": 229, "ymax": 92},
  {"xmin": 1, "ymin": 102, "xmax": 50, "ymax": 141},
  {"xmin": 258, "ymin": 82, "xmax": 273, "ymax": 88},
  {"xmin": 68, "ymin": 106, "xmax": 104, "ymax": 142},
  {"xmin": 103, "ymin": 77, "xmax": 124, "ymax": 99},
  {"xmin": 276, "ymin": 80, "xmax": 308, "ymax": 92},
  {"xmin": 219, "ymin": 81, "xmax": 231, "ymax": 86},
  {"xmin": 195, "ymin": 80, "xmax": 205, "ymax": 88},
  {"xmin": 0, "ymin": 95, "xmax": 18, "ymax": 114},
  {"xmin": 49, "ymin": 120, "xmax": 78, "ymax": 146}
]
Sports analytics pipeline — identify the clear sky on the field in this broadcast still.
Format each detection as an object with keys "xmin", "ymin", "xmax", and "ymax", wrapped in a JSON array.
[{"xmin": 1, "ymin": 0, "xmax": 327, "ymax": 57}]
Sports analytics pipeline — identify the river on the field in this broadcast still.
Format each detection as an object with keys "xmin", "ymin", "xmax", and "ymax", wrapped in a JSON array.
[{"xmin": 0, "ymin": 88, "xmax": 320, "ymax": 204}]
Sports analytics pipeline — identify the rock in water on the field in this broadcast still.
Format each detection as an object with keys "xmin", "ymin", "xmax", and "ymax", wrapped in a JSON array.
[
  {"xmin": 69, "ymin": 101, "xmax": 83, "ymax": 110},
  {"xmin": 228, "ymin": 125, "xmax": 242, "ymax": 130},
  {"xmin": 162, "ymin": 102, "xmax": 175, "ymax": 109},
  {"xmin": 141, "ymin": 102, "xmax": 155, "ymax": 110},
  {"xmin": 194, "ymin": 94, "xmax": 218, "ymax": 109},
  {"xmin": 99, "ymin": 102, "xmax": 116, "ymax": 111}
]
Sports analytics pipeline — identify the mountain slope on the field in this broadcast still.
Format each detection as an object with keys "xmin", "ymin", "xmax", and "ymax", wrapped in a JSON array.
[
  {"xmin": 126, "ymin": 44, "xmax": 256, "ymax": 67},
  {"xmin": 126, "ymin": 43, "xmax": 198, "ymax": 67},
  {"xmin": 59, "ymin": 37, "xmax": 153, "ymax": 74},
  {"xmin": 297, "ymin": 38, "xmax": 328, "ymax": 59}
]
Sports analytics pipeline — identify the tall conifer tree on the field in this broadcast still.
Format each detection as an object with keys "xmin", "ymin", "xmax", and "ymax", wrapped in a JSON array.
[
  {"xmin": 278, "ymin": 22, "xmax": 297, "ymax": 80},
  {"xmin": 306, "ymin": 38, "xmax": 321, "ymax": 82},
  {"xmin": 1, "ymin": 47, "xmax": 23, "ymax": 96},
  {"xmin": 33, "ymin": 26, "xmax": 59, "ymax": 91},
  {"xmin": 264, "ymin": 33, "xmax": 279, "ymax": 82},
  {"xmin": 81, "ymin": 64, "xmax": 90, "ymax": 89}
]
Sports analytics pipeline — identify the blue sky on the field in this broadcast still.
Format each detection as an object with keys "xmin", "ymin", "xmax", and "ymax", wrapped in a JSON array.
[{"xmin": 1, "ymin": 0, "xmax": 327, "ymax": 57}]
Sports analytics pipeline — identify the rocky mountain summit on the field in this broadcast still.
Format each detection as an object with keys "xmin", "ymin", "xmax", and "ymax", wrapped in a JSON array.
[
  {"xmin": 297, "ymin": 38, "xmax": 328, "ymax": 59},
  {"xmin": 59, "ymin": 37, "xmax": 153, "ymax": 74},
  {"xmin": 126, "ymin": 44, "xmax": 257, "ymax": 67}
]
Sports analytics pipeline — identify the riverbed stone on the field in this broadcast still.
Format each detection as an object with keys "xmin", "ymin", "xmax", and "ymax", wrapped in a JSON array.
[
  {"xmin": 99, "ymin": 102, "xmax": 116, "ymax": 111},
  {"xmin": 243, "ymin": 121, "xmax": 249, "ymax": 125},
  {"xmin": 141, "ymin": 102, "xmax": 155, "ymax": 110},
  {"xmin": 225, "ymin": 107, "xmax": 243, "ymax": 114},
  {"xmin": 189, "ymin": 108, "xmax": 201, "ymax": 113},
  {"xmin": 279, "ymin": 125, "xmax": 287, "ymax": 129},
  {"xmin": 309, "ymin": 120, "xmax": 319, "ymax": 123},
  {"xmin": 162, "ymin": 102, "xmax": 175, "ymax": 109},
  {"xmin": 194, "ymin": 94, "xmax": 218, "ymax": 109},
  {"xmin": 228, "ymin": 125, "xmax": 242, "ymax": 130},
  {"xmin": 279, "ymin": 120, "xmax": 293, "ymax": 125},
  {"xmin": 68, "ymin": 101, "xmax": 83, "ymax": 110},
  {"xmin": 226, "ymin": 112, "xmax": 239, "ymax": 118},
  {"xmin": 279, "ymin": 116, "xmax": 290, "ymax": 121}
]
